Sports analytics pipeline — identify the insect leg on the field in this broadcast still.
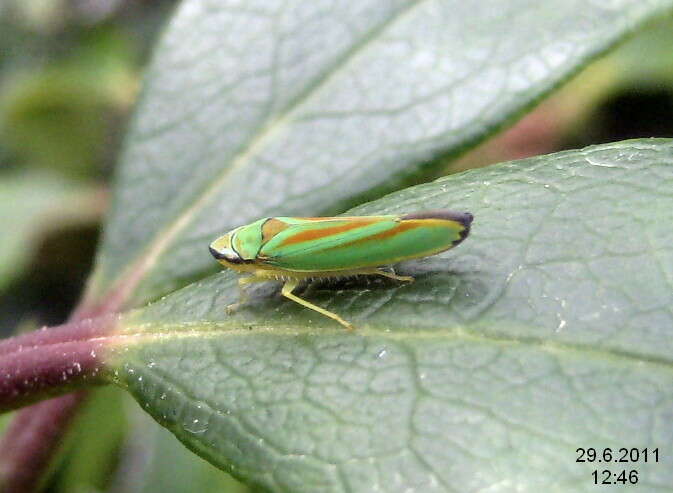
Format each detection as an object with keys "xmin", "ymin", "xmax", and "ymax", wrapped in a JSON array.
[
  {"xmin": 281, "ymin": 279, "xmax": 355, "ymax": 330},
  {"xmin": 226, "ymin": 276, "xmax": 266, "ymax": 314},
  {"xmin": 369, "ymin": 268, "xmax": 414, "ymax": 283}
]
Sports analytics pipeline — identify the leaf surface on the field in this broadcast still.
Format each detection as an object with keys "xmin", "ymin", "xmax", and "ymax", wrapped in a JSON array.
[{"xmin": 108, "ymin": 140, "xmax": 673, "ymax": 492}]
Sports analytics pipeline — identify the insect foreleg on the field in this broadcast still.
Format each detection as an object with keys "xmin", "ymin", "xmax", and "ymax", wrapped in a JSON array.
[{"xmin": 226, "ymin": 275, "xmax": 267, "ymax": 314}]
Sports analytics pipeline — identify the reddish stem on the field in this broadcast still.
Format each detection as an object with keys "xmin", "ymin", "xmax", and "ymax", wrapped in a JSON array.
[
  {"xmin": 0, "ymin": 313, "xmax": 116, "ymax": 491},
  {"xmin": 0, "ymin": 393, "xmax": 88, "ymax": 493},
  {"xmin": 0, "ymin": 337, "xmax": 108, "ymax": 411},
  {"xmin": 0, "ymin": 314, "xmax": 116, "ymax": 357}
]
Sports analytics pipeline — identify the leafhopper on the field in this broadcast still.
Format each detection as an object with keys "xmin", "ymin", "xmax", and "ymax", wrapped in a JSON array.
[{"xmin": 209, "ymin": 210, "xmax": 473, "ymax": 330}]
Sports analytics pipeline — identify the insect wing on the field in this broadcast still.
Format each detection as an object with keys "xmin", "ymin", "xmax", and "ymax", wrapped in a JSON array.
[{"xmin": 257, "ymin": 214, "xmax": 468, "ymax": 271}]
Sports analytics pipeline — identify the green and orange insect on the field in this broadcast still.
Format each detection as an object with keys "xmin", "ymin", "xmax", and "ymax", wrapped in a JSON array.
[{"xmin": 209, "ymin": 210, "xmax": 473, "ymax": 330}]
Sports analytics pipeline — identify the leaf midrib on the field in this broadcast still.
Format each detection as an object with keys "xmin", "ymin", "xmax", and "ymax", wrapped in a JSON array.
[{"xmin": 109, "ymin": 323, "xmax": 673, "ymax": 373}]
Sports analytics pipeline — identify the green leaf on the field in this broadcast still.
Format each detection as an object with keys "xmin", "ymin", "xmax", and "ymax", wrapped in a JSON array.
[
  {"xmin": 0, "ymin": 172, "xmax": 98, "ymax": 292},
  {"xmin": 88, "ymin": 0, "xmax": 673, "ymax": 309},
  {"xmin": 108, "ymin": 140, "xmax": 673, "ymax": 492},
  {"xmin": 0, "ymin": 31, "xmax": 137, "ymax": 178},
  {"xmin": 47, "ymin": 388, "xmax": 251, "ymax": 493},
  {"xmin": 52, "ymin": 387, "xmax": 127, "ymax": 493},
  {"xmin": 129, "ymin": 411, "xmax": 252, "ymax": 493}
]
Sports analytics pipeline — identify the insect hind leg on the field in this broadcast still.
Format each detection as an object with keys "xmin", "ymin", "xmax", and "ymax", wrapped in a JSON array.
[{"xmin": 367, "ymin": 268, "xmax": 414, "ymax": 283}]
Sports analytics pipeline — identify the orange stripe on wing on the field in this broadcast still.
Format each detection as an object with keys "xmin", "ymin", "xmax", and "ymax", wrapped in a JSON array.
[
  {"xmin": 332, "ymin": 221, "xmax": 420, "ymax": 248},
  {"xmin": 297, "ymin": 216, "xmax": 382, "ymax": 221},
  {"xmin": 279, "ymin": 219, "xmax": 379, "ymax": 246},
  {"xmin": 324, "ymin": 219, "xmax": 456, "ymax": 251},
  {"xmin": 261, "ymin": 218, "xmax": 290, "ymax": 243}
]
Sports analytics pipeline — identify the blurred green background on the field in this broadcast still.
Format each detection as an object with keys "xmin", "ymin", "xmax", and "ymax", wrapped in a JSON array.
[{"xmin": 1, "ymin": 1, "xmax": 672, "ymax": 491}]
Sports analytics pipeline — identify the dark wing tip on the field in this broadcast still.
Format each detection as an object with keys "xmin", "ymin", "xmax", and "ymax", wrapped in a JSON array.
[{"xmin": 402, "ymin": 210, "xmax": 474, "ymax": 227}]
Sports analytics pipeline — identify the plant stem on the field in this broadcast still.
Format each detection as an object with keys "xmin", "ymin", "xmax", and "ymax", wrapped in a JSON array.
[
  {"xmin": 0, "ymin": 313, "xmax": 116, "ymax": 491},
  {"xmin": 0, "ymin": 337, "xmax": 107, "ymax": 411},
  {"xmin": 0, "ymin": 393, "xmax": 88, "ymax": 493}
]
